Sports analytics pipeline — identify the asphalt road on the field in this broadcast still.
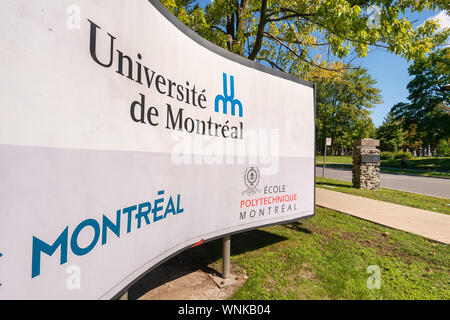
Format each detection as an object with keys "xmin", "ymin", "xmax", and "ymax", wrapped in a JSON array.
[{"xmin": 316, "ymin": 166, "xmax": 450, "ymax": 199}]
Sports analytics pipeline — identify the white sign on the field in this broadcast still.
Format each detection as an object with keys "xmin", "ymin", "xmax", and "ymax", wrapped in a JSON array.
[
  {"xmin": 326, "ymin": 138, "xmax": 332, "ymax": 146},
  {"xmin": 0, "ymin": 0, "xmax": 315, "ymax": 299}
]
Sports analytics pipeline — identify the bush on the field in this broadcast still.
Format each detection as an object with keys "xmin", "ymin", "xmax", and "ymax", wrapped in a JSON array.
[
  {"xmin": 437, "ymin": 139, "xmax": 450, "ymax": 156},
  {"xmin": 393, "ymin": 151, "xmax": 413, "ymax": 160},
  {"xmin": 381, "ymin": 151, "xmax": 395, "ymax": 160}
]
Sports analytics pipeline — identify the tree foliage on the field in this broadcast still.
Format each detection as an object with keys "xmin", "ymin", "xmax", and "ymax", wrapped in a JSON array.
[
  {"xmin": 160, "ymin": 1, "xmax": 448, "ymax": 153},
  {"xmin": 160, "ymin": 0, "xmax": 450, "ymax": 81},
  {"xmin": 316, "ymin": 68, "xmax": 381, "ymax": 154},
  {"xmin": 391, "ymin": 48, "xmax": 450, "ymax": 148},
  {"xmin": 376, "ymin": 113, "xmax": 404, "ymax": 152},
  {"xmin": 437, "ymin": 138, "xmax": 450, "ymax": 156}
]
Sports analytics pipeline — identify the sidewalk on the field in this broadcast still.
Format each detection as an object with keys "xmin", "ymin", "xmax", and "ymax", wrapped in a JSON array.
[{"xmin": 315, "ymin": 188, "xmax": 450, "ymax": 244}]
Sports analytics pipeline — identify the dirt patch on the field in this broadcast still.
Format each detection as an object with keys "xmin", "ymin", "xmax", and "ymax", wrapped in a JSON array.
[
  {"xmin": 134, "ymin": 268, "xmax": 246, "ymax": 300},
  {"xmin": 128, "ymin": 243, "xmax": 248, "ymax": 300},
  {"xmin": 299, "ymin": 263, "xmax": 315, "ymax": 280},
  {"xmin": 127, "ymin": 229, "xmax": 286, "ymax": 300}
]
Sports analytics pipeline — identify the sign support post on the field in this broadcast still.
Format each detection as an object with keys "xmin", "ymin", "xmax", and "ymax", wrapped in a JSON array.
[
  {"xmin": 222, "ymin": 236, "xmax": 231, "ymax": 279},
  {"xmin": 322, "ymin": 138, "xmax": 331, "ymax": 179},
  {"xmin": 209, "ymin": 235, "xmax": 238, "ymax": 288},
  {"xmin": 322, "ymin": 143, "xmax": 326, "ymax": 179},
  {"xmin": 119, "ymin": 291, "xmax": 128, "ymax": 300}
]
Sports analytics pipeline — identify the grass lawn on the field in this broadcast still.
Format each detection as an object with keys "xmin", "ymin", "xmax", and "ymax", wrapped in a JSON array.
[
  {"xmin": 227, "ymin": 207, "xmax": 450, "ymax": 299},
  {"xmin": 316, "ymin": 155, "xmax": 450, "ymax": 171},
  {"xmin": 133, "ymin": 179, "xmax": 449, "ymax": 300},
  {"xmin": 382, "ymin": 157, "xmax": 450, "ymax": 172},
  {"xmin": 316, "ymin": 177, "xmax": 450, "ymax": 215},
  {"xmin": 175, "ymin": 207, "xmax": 449, "ymax": 299},
  {"xmin": 137, "ymin": 200, "xmax": 450, "ymax": 299},
  {"xmin": 316, "ymin": 155, "xmax": 353, "ymax": 164},
  {"xmin": 315, "ymin": 156, "xmax": 450, "ymax": 178},
  {"xmin": 379, "ymin": 167, "xmax": 450, "ymax": 178}
]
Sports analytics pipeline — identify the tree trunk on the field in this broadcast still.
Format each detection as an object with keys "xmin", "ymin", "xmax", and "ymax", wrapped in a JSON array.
[
  {"xmin": 226, "ymin": 12, "xmax": 235, "ymax": 51},
  {"xmin": 248, "ymin": 0, "xmax": 267, "ymax": 60},
  {"xmin": 225, "ymin": 0, "xmax": 250, "ymax": 55}
]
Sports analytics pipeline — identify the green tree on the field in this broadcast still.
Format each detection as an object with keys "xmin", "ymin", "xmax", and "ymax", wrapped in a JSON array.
[
  {"xmin": 160, "ymin": 0, "xmax": 449, "ymax": 81},
  {"xmin": 376, "ymin": 113, "xmax": 404, "ymax": 152},
  {"xmin": 437, "ymin": 138, "xmax": 450, "ymax": 156},
  {"xmin": 316, "ymin": 67, "xmax": 381, "ymax": 154},
  {"xmin": 402, "ymin": 122, "xmax": 422, "ymax": 153},
  {"xmin": 391, "ymin": 48, "xmax": 450, "ymax": 149}
]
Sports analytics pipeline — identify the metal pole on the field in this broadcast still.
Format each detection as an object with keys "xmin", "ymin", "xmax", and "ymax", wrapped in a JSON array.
[
  {"xmin": 222, "ymin": 235, "xmax": 230, "ymax": 279},
  {"xmin": 322, "ymin": 142, "xmax": 326, "ymax": 179},
  {"xmin": 119, "ymin": 291, "xmax": 128, "ymax": 300}
]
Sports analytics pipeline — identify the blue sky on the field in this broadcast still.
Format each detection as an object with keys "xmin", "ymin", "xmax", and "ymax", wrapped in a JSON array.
[
  {"xmin": 353, "ymin": 9, "xmax": 448, "ymax": 127},
  {"xmin": 193, "ymin": 1, "xmax": 448, "ymax": 127},
  {"xmin": 354, "ymin": 47, "xmax": 413, "ymax": 127}
]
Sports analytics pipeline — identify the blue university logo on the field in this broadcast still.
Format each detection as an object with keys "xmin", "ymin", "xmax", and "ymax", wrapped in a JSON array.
[{"xmin": 214, "ymin": 73, "xmax": 243, "ymax": 117}]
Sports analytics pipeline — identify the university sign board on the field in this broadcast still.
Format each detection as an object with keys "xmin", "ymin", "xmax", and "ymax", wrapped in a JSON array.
[{"xmin": 0, "ymin": 0, "xmax": 315, "ymax": 299}]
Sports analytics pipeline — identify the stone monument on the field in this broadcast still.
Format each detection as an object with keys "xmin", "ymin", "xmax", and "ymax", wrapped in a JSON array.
[{"xmin": 352, "ymin": 139, "xmax": 380, "ymax": 190}]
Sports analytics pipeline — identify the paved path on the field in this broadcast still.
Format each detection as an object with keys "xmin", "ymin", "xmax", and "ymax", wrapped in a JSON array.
[
  {"xmin": 316, "ymin": 166, "xmax": 450, "ymax": 199},
  {"xmin": 316, "ymin": 188, "xmax": 450, "ymax": 244}
]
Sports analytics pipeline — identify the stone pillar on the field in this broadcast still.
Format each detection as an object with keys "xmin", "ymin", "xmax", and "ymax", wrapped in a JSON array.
[{"xmin": 352, "ymin": 139, "xmax": 380, "ymax": 190}]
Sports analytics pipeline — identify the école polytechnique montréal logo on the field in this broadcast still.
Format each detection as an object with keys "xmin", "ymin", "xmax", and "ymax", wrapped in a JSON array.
[{"xmin": 242, "ymin": 167, "xmax": 260, "ymax": 195}]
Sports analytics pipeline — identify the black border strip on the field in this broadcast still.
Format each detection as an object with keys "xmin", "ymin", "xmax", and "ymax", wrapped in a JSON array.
[
  {"xmin": 109, "ymin": 0, "xmax": 317, "ymax": 300},
  {"xmin": 147, "ymin": 0, "xmax": 314, "ymax": 89}
]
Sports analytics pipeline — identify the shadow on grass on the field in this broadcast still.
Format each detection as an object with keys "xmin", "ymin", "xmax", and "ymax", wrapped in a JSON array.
[
  {"xmin": 284, "ymin": 221, "xmax": 313, "ymax": 234},
  {"xmin": 128, "ymin": 229, "xmax": 287, "ymax": 300}
]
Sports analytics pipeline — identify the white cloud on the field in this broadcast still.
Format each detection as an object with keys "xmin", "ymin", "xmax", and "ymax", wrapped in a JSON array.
[
  {"xmin": 427, "ymin": 10, "xmax": 450, "ymax": 32},
  {"xmin": 425, "ymin": 11, "xmax": 450, "ymax": 47}
]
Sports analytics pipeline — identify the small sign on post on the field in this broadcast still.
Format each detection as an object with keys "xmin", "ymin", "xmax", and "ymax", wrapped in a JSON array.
[{"xmin": 322, "ymin": 138, "xmax": 331, "ymax": 178}]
